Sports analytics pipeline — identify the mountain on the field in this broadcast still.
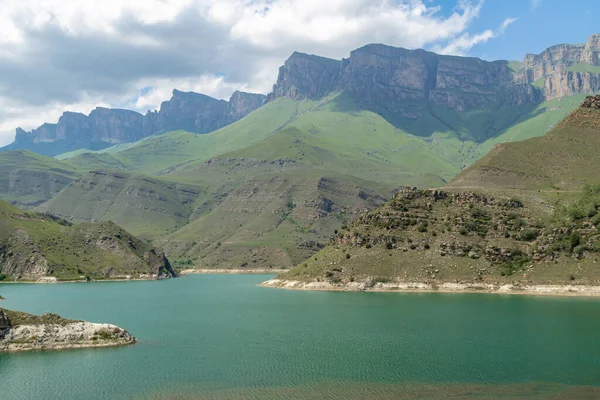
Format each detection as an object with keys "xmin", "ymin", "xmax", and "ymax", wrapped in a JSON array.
[
  {"xmin": 4, "ymin": 35, "xmax": 600, "ymax": 271},
  {"xmin": 266, "ymin": 35, "xmax": 600, "ymax": 140},
  {"xmin": 267, "ymin": 96, "xmax": 600, "ymax": 290},
  {"xmin": 2, "ymin": 90, "xmax": 265, "ymax": 157},
  {"xmin": 0, "ymin": 200, "xmax": 177, "ymax": 281}
]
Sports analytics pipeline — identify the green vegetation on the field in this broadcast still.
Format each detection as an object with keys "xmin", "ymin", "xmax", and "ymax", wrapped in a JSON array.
[
  {"xmin": 0, "ymin": 86, "xmax": 588, "ymax": 270},
  {"xmin": 532, "ymin": 77, "xmax": 545, "ymax": 89},
  {"xmin": 0, "ymin": 150, "xmax": 80, "ymax": 208},
  {"xmin": 567, "ymin": 63, "xmax": 600, "ymax": 73},
  {"xmin": 0, "ymin": 200, "xmax": 175, "ymax": 281},
  {"xmin": 37, "ymin": 171, "xmax": 202, "ymax": 240},
  {"xmin": 1, "ymin": 309, "xmax": 79, "ymax": 326},
  {"xmin": 278, "ymin": 98, "xmax": 600, "ymax": 285},
  {"xmin": 449, "ymin": 103, "xmax": 600, "ymax": 190}
]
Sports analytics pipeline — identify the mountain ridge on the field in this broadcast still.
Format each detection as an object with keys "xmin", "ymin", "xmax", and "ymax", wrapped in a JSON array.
[{"xmin": 3, "ymin": 90, "xmax": 266, "ymax": 157}]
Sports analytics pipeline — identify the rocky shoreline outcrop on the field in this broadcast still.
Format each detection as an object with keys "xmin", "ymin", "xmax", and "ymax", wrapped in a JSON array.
[
  {"xmin": 0, "ymin": 308, "xmax": 136, "ymax": 352},
  {"xmin": 261, "ymin": 278, "xmax": 600, "ymax": 297}
]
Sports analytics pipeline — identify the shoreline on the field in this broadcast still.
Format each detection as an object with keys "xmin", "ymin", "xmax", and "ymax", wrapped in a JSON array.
[
  {"xmin": 260, "ymin": 279, "xmax": 600, "ymax": 298},
  {"xmin": 180, "ymin": 269, "xmax": 286, "ymax": 275},
  {"xmin": 0, "ymin": 276, "xmax": 176, "ymax": 285}
]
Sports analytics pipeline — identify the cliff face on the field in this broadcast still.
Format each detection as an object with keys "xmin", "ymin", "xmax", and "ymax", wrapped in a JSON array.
[
  {"xmin": 227, "ymin": 91, "xmax": 267, "ymax": 120},
  {"xmin": 0, "ymin": 309, "xmax": 136, "ymax": 352},
  {"xmin": 268, "ymin": 44, "xmax": 537, "ymax": 117},
  {"xmin": 10, "ymin": 90, "xmax": 265, "ymax": 155},
  {"xmin": 268, "ymin": 34, "xmax": 600, "ymax": 116},
  {"xmin": 515, "ymin": 34, "xmax": 600, "ymax": 99},
  {"xmin": 267, "ymin": 52, "xmax": 341, "ymax": 101}
]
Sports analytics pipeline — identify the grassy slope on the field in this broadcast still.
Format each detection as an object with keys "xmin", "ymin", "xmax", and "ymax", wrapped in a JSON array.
[
  {"xmin": 66, "ymin": 98, "xmax": 302, "ymax": 175},
  {"xmin": 0, "ymin": 201, "xmax": 174, "ymax": 281},
  {"xmin": 37, "ymin": 171, "xmax": 201, "ymax": 240},
  {"xmin": 0, "ymin": 151, "xmax": 81, "ymax": 208},
  {"xmin": 449, "ymin": 106, "xmax": 600, "ymax": 190},
  {"xmin": 567, "ymin": 63, "xmax": 600, "ymax": 73},
  {"xmin": 158, "ymin": 168, "xmax": 392, "ymax": 268},
  {"xmin": 63, "ymin": 153, "xmax": 132, "ymax": 172},
  {"xmin": 280, "ymin": 187, "xmax": 600, "ymax": 285}
]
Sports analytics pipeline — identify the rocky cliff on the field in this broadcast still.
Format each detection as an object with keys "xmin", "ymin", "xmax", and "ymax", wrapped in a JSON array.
[
  {"xmin": 268, "ymin": 35, "xmax": 600, "ymax": 120},
  {"xmin": 8, "ymin": 90, "xmax": 265, "ymax": 156},
  {"xmin": 0, "ymin": 308, "xmax": 136, "ymax": 352},
  {"xmin": 515, "ymin": 34, "xmax": 600, "ymax": 99},
  {"xmin": 268, "ymin": 44, "xmax": 537, "ymax": 117}
]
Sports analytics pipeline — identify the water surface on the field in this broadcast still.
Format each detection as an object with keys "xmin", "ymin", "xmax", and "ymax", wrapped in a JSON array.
[{"xmin": 1, "ymin": 275, "xmax": 599, "ymax": 399}]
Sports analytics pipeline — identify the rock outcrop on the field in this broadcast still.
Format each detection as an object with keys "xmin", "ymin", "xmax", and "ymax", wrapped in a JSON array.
[
  {"xmin": 266, "ymin": 52, "xmax": 341, "ymax": 101},
  {"xmin": 0, "ymin": 308, "xmax": 136, "ymax": 352},
  {"xmin": 8, "ymin": 90, "xmax": 265, "ymax": 156},
  {"xmin": 582, "ymin": 94, "xmax": 600, "ymax": 108},
  {"xmin": 515, "ymin": 34, "xmax": 600, "ymax": 99}
]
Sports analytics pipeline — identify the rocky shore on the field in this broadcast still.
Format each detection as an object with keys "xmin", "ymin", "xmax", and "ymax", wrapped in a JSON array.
[
  {"xmin": 181, "ymin": 268, "xmax": 287, "ymax": 275},
  {"xmin": 0, "ymin": 309, "xmax": 136, "ymax": 352},
  {"xmin": 261, "ymin": 278, "xmax": 600, "ymax": 297}
]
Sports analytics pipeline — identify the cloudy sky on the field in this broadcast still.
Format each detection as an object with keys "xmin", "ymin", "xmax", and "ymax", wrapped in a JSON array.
[{"xmin": 0, "ymin": 0, "xmax": 597, "ymax": 146}]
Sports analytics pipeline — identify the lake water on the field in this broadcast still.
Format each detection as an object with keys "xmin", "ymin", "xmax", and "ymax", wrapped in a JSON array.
[{"xmin": 1, "ymin": 275, "xmax": 600, "ymax": 399}]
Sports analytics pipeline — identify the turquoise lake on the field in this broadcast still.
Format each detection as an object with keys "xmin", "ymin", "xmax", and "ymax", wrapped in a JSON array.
[{"xmin": 1, "ymin": 274, "xmax": 600, "ymax": 399}]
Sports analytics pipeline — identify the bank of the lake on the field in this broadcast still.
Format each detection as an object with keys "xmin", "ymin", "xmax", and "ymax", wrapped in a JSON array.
[
  {"xmin": 1, "ymin": 274, "xmax": 600, "ymax": 400},
  {"xmin": 181, "ymin": 268, "xmax": 288, "ymax": 275},
  {"xmin": 261, "ymin": 278, "xmax": 600, "ymax": 297}
]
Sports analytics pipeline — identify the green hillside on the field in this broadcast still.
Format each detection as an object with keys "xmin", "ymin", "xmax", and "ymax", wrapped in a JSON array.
[
  {"xmin": 0, "ymin": 150, "xmax": 81, "ymax": 208},
  {"xmin": 38, "ymin": 92, "xmax": 584, "ymax": 269},
  {"xmin": 60, "ymin": 98, "xmax": 301, "ymax": 175},
  {"xmin": 0, "ymin": 200, "xmax": 176, "ymax": 281},
  {"xmin": 158, "ymin": 170, "xmax": 391, "ymax": 268},
  {"xmin": 37, "ymin": 171, "xmax": 202, "ymax": 239},
  {"xmin": 448, "ymin": 104, "xmax": 600, "ymax": 190},
  {"xmin": 274, "ymin": 96, "xmax": 600, "ymax": 287}
]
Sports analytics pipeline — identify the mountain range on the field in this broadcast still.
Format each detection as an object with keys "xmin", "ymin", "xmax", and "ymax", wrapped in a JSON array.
[
  {"xmin": 1, "ymin": 34, "xmax": 599, "ymax": 271},
  {"xmin": 2, "ymin": 90, "xmax": 266, "ymax": 157}
]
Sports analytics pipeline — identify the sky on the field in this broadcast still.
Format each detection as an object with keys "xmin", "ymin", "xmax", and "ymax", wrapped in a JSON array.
[{"xmin": 0, "ymin": 0, "xmax": 597, "ymax": 146}]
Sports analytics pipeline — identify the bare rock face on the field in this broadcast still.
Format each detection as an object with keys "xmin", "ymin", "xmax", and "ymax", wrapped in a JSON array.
[
  {"xmin": 156, "ymin": 89, "xmax": 229, "ymax": 134},
  {"xmin": 267, "ymin": 52, "xmax": 341, "ymax": 101},
  {"xmin": 544, "ymin": 72, "xmax": 600, "ymax": 99},
  {"xmin": 268, "ymin": 44, "xmax": 538, "ymax": 117},
  {"xmin": 227, "ymin": 91, "xmax": 266, "ymax": 120},
  {"xmin": 516, "ymin": 34, "xmax": 600, "ymax": 99}
]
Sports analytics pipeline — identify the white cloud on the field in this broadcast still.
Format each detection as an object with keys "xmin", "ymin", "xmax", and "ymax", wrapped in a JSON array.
[
  {"xmin": 0, "ymin": 0, "xmax": 516, "ymax": 147},
  {"xmin": 435, "ymin": 16, "xmax": 517, "ymax": 56},
  {"xmin": 531, "ymin": 0, "xmax": 543, "ymax": 10}
]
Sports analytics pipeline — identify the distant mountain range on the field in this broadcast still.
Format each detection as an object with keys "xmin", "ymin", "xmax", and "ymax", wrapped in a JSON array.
[
  {"xmin": 2, "ymin": 34, "xmax": 599, "ymax": 156},
  {"xmin": 2, "ymin": 90, "xmax": 266, "ymax": 156}
]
